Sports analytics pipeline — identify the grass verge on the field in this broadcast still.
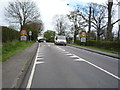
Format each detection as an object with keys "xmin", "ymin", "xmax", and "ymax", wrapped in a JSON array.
[
  {"xmin": 70, "ymin": 43, "xmax": 120, "ymax": 55},
  {"xmin": 2, "ymin": 41, "xmax": 35, "ymax": 62}
]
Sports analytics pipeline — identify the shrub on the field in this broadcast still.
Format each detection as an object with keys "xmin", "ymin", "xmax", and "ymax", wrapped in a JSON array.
[
  {"xmin": 2, "ymin": 26, "xmax": 19, "ymax": 43},
  {"xmin": 78, "ymin": 40, "xmax": 120, "ymax": 52}
]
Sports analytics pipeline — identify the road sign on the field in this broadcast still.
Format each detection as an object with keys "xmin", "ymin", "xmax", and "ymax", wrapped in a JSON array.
[
  {"xmin": 29, "ymin": 31, "xmax": 32, "ymax": 36},
  {"xmin": 20, "ymin": 30, "xmax": 27, "ymax": 35},
  {"xmin": 80, "ymin": 31, "xmax": 86, "ymax": 43},
  {"xmin": 20, "ymin": 35, "xmax": 27, "ymax": 41},
  {"xmin": 80, "ymin": 32, "xmax": 86, "ymax": 37},
  {"xmin": 81, "ymin": 37, "xmax": 86, "ymax": 42}
]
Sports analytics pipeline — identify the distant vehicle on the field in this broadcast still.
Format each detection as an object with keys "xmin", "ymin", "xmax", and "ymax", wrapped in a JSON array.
[
  {"xmin": 37, "ymin": 36, "xmax": 45, "ymax": 43},
  {"xmin": 54, "ymin": 35, "xmax": 67, "ymax": 46}
]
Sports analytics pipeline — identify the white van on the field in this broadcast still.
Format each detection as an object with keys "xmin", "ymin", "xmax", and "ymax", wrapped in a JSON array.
[{"xmin": 54, "ymin": 35, "xmax": 67, "ymax": 46}]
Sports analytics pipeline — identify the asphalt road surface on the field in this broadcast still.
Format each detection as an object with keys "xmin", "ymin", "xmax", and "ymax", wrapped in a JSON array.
[{"xmin": 21, "ymin": 43, "xmax": 120, "ymax": 88}]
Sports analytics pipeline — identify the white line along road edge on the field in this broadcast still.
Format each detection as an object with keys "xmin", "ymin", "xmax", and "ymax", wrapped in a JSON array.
[
  {"xmin": 58, "ymin": 47, "xmax": 120, "ymax": 80},
  {"xmin": 72, "ymin": 54, "xmax": 120, "ymax": 80},
  {"xmin": 26, "ymin": 43, "xmax": 44, "ymax": 88}
]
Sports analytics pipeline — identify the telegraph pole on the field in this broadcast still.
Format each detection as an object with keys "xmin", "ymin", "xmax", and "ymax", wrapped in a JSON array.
[{"xmin": 118, "ymin": 1, "xmax": 120, "ymax": 40}]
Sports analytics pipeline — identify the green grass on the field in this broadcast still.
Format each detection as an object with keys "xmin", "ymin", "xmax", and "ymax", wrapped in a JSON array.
[
  {"xmin": 70, "ymin": 43, "xmax": 120, "ymax": 55},
  {"xmin": 0, "ymin": 45, "xmax": 2, "ymax": 62},
  {"xmin": 2, "ymin": 41, "xmax": 35, "ymax": 62}
]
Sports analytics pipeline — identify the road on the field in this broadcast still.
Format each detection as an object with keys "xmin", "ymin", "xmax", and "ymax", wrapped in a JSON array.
[{"xmin": 21, "ymin": 43, "xmax": 119, "ymax": 88}]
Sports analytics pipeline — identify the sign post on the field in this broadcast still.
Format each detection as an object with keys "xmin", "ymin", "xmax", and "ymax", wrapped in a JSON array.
[
  {"xmin": 29, "ymin": 31, "xmax": 32, "ymax": 41},
  {"xmin": 80, "ymin": 31, "xmax": 86, "ymax": 43}
]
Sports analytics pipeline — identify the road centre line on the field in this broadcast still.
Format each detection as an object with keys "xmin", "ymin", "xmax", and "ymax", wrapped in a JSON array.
[{"xmin": 26, "ymin": 43, "xmax": 44, "ymax": 88}]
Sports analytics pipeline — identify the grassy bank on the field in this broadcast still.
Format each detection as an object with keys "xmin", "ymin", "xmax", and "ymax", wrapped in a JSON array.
[
  {"xmin": 2, "ymin": 41, "xmax": 35, "ymax": 62},
  {"xmin": 0, "ymin": 45, "xmax": 2, "ymax": 62},
  {"xmin": 70, "ymin": 43, "xmax": 120, "ymax": 55}
]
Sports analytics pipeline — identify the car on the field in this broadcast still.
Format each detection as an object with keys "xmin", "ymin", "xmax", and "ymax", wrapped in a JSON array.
[
  {"xmin": 54, "ymin": 35, "xmax": 67, "ymax": 46},
  {"xmin": 37, "ymin": 36, "xmax": 45, "ymax": 43}
]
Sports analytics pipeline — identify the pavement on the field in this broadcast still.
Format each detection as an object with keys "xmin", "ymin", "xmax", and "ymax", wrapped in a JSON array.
[
  {"xmin": 68, "ymin": 44, "xmax": 120, "ymax": 59},
  {"xmin": 2, "ymin": 42, "xmax": 38, "ymax": 88},
  {"xmin": 2, "ymin": 42, "xmax": 119, "ymax": 88}
]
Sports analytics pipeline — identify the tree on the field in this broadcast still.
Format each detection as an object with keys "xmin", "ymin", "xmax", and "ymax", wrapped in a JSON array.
[
  {"xmin": 44, "ymin": 30, "xmax": 55, "ymax": 42},
  {"xmin": 23, "ymin": 20, "xmax": 44, "ymax": 41},
  {"xmin": 5, "ymin": 0, "xmax": 40, "ymax": 31},
  {"xmin": 76, "ymin": 3, "xmax": 93, "ymax": 40},
  {"xmin": 107, "ymin": 0, "xmax": 120, "ymax": 40},
  {"xmin": 67, "ymin": 10, "xmax": 83, "ymax": 43},
  {"xmin": 91, "ymin": 3, "xmax": 107, "ymax": 40},
  {"xmin": 53, "ymin": 15, "xmax": 69, "ymax": 36}
]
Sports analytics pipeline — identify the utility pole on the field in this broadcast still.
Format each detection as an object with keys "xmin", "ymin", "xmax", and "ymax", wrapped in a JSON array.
[{"xmin": 118, "ymin": 1, "xmax": 120, "ymax": 40}]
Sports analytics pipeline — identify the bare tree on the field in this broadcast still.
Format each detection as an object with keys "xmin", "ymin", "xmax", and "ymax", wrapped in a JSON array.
[
  {"xmin": 5, "ymin": 0, "xmax": 40, "ymax": 31},
  {"xmin": 76, "ymin": 3, "xmax": 94, "ymax": 40},
  {"xmin": 107, "ymin": 0, "xmax": 120, "ymax": 40},
  {"xmin": 91, "ymin": 3, "xmax": 107, "ymax": 40},
  {"xmin": 67, "ymin": 8, "xmax": 84, "ymax": 43},
  {"xmin": 53, "ymin": 15, "xmax": 69, "ymax": 36}
]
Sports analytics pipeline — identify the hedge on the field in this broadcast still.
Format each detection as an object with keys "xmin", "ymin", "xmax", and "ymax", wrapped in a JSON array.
[
  {"xmin": 2, "ymin": 26, "xmax": 19, "ymax": 43},
  {"xmin": 76, "ymin": 40, "xmax": 120, "ymax": 52}
]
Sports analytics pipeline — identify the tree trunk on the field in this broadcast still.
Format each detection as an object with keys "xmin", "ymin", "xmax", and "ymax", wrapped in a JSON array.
[
  {"xmin": 107, "ymin": 1, "xmax": 113, "ymax": 40},
  {"xmin": 74, "ymin": 25, "xmax": 77, "ymax": 43},
  {"xmin": 87, "ymin": 6, "xmax": 92, "ymax": 40},
  {"xmin": 118, "ymin": 25, "xmax": 120, "ymax": 40}
]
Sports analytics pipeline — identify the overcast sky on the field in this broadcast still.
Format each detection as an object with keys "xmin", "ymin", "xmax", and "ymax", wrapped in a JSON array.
[{"xmin": 0, "ymin": 0, "xmax": 119, "ymax": 32}]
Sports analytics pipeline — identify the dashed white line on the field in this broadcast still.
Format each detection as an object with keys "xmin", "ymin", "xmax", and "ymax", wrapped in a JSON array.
[
  {"xmin": 66, "ymin": 53, "xmax": 73, "ymax": 56},
  {"xmin": 74, "ymin": 58, "xmax": 85, "ymax": 62},
  {"xmin": 36, "ymin": 61, "xmax": 45, "ymax": 64},
  {"xmin": 70, "ymin": 54, "xmax": 79, "ymax": 58},
  {"xmin": 26, "ymin": 43, "xmax": 44, "ymax": 88},
  {"xmin": 63, "ymin": 52, "xmax": 70, "ymax": 54}
]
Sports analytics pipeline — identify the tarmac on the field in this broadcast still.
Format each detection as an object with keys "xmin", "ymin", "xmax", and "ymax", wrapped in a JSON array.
[{"xmin": 2, "ymin": 42, "xmax": 119, "ymax": 88}]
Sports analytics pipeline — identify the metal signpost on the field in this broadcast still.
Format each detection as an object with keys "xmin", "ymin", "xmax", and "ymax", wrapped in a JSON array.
[{"xmin": 29, "ymin": 31, "xmax": 32, "ymax": 41}]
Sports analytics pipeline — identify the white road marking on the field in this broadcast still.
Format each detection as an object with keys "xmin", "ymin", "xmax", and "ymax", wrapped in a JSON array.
[
  {"xmin": 84, "ymin": 60, "xmax": 120, "ymax": 80},
  {"xmin": 74, "ymin": 59, "xmax": 85, "ymax": 62},
  {"xmin": 66, "ymin": 53, "xmax": 73, "ymax": 56},
  {"xmin": 68, "ymin": 54, "xmax": 120, "ymax": 80},
  {"xmin": 60, "ymin": 47, "xmax": 120, "ymax": 80},
  {"xmin": 63, "ymin": 52, "xmax": 70, "ymax": 54},
  {"xmin": 36, "ymin": 61, "xmax": 45, "ymax": 64},
  {"xmin": 48, "ymin": 45, "xmax": 50, "ymax": 47},
  {"xmin": 26, "ymin": 43, "xmax": 45, "ymax": 88},
  {"xmin": 56, "ymin": 46, "xmax": 66, "ymax": 52},
  {"xmin": 70, "ymin": 55, "xmax": 79, "ymax": 58}
]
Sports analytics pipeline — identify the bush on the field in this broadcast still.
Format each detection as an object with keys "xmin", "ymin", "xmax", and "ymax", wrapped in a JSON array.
[
  {"xmin": 79, "ymin": 40, "xmax": 120, "ymax": 52},
  {"xmin": 2, "ymin": 26, "xmax": 19, "ymax": 43}
]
